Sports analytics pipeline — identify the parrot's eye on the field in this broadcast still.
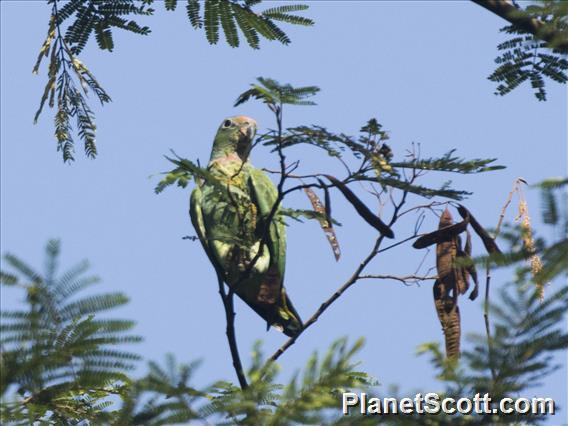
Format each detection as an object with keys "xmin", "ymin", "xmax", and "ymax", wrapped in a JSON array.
[{"xmin": 223, "ymin": 119, "xmax": 232, "ymax": 128}]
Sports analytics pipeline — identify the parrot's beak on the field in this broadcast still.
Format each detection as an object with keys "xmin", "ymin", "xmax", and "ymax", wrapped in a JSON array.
[
  {"xmin": 239, "ymin": 122, "xmax": 256, "ymax": 141},
  {"xmin": 236, "ymin": 122, "xmax": 256, "ymax": 160}
]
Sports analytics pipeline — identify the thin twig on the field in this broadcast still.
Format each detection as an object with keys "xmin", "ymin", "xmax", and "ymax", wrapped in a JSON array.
[
  {"xmin": 398, "ymin": 201, "xmax": 447, "ymax": 218},
  {"xmin": 359, "ymin": 274, "xmax": 437, "ymax": 285},
  {"xmin": 484, "ymin": 177, "xmax": 524, "ymax": 382},
  {"xmin": 376, "ymin": 234, "xmax": 419, "ymax": 254}
]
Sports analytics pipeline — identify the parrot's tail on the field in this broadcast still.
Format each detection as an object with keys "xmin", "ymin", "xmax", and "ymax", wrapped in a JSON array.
[{"xmin": 274, "ymin": 289, "xmax": 303, "ymax": 338}]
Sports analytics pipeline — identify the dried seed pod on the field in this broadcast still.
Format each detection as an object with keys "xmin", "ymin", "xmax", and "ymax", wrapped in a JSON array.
[
  {"xmin": 324, "ymin": 174, "xmax": 394, "ymax": 238},
  {"xmin": 433, "ymin": 279, "xmax": 461, "ymax": 360},
  {"xmin": 457, "ymin": 204, "xmax": 501, "ymax": 254},
  {"xmin": 455, "ymin": 235, "xmax": 469, "ymax": 295},
  {"xmin": 433, "ymin": 208, "xmax": 463, "ymax": 359},
  {"xmin": 303, "ymin": 185, "xmax": 341, "ymax": 261},
  {"xmin": 413, "ymin": 211, "xmax": 468, "ymax": 249},
  {"xmin": 464, "ymin": 230, "xmax": 479, "ymax": 301}
]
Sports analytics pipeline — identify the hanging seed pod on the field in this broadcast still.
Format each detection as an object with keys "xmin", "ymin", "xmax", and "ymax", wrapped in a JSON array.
[
  {"xmin": 320, "ymin": 178, "xmax": 332, "ymax": 225},
  {"xmin": 303, "ymin": 185, "xmax": 341, "ymax": 261},
  {"xmin": 455, "ymin": 235, "xmax": 469, "ymax": 295},
  {"xmin": 457, "ymin": 204, "xmax": 501, "ymax": 254},
  {"xmin": 413, "ymin": 214, "xmax": 469, "ymax": 249},
  {"xmin": 324, "ymin": 174, "xmax": 394, "ymax": 238},
  {"xmin": 433, "ymin": 208, "xmax": 462, "ymax": 359},
  {"xmin": 464, "ymin": 230, "xmax": 479, "ymax": 300},
  {"xmin": 433, "ymin": 280, "xmax": 461, "ymax": 360}
]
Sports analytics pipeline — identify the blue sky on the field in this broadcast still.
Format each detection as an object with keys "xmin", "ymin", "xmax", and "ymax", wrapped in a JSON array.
[{"xmin": 1, "ymin": 0, "xmax": 566, "ymax": 422}]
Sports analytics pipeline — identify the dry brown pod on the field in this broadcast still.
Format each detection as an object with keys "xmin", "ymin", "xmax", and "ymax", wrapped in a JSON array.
[
  {"xmin": 324, "ymin": 174, "xmax": 394, "ymax": 238},
  {"xmin": 303, "ymin": 185, "xmax": 341, "ymax": 261},
  {"xmin": 433, "ymin": 279, "xmax": 461, "ymax": 360},
  {"xmin": 413, "ymin": 214, "xmax": 469, "ymax": 249},
  {"xmin": 457, "ymin": 204, "xmax": 501, "ymax": 254}
]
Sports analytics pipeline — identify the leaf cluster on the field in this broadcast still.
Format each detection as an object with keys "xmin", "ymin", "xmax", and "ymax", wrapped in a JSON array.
[
  {"xmin": 200, "ymin": 338, "xmax": 374, "ymax": 425},
  {"xmin": 110, "ymin": 355, "xmax": 206, "ymax": 425},
  {"xmin": 533, "ymin": 177, "xmax": 567, "ymax": 284},
  {"xmin": 0, "ymin": 240, "xmax": 140, "ymax": 424},
  {"xmin": 0, "ymin": 247, "xmax": 374, "ymax": 424},
  {"xmin": 488, "ymin": 1, "xmax": 568, "ymax": 101},
  {"xmin": 110, "ymin": 338, "xmax": 373, "ymax": 425},
  {"xmin": 56, "ymin": 0, "xmax": 153, "ymax": 55},
  {"xmin": 235, "ymin": 77, "xmax": 320, "ymax": 109},
  {"xmin": 34, "ymin": 1, "xmax": 313, "ymax": 162},
  {"xmin": 165, "ymin": 1, "xmax": 313, "ymax": 49},
  {"xmin": 33, "ymin": 13, "xmax": 113, "ymax": 161}
]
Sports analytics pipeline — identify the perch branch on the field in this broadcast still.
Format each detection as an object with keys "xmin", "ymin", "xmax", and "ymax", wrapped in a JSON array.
[{"xmin": 217, "ymin": 273, "xmax": 248, "ymax": 390}]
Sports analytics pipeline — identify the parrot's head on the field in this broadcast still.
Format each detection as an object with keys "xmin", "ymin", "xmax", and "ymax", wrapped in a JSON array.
[{"xmin": 211, "ymin": 115, "xmax": 257, "ymax": 161}]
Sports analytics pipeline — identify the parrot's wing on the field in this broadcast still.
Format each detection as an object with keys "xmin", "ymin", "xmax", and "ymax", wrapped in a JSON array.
[
  {"xmin": 247, "ymin": 167, "xmax": 285, "ymax": 277},
  {"xmin": 248, "ymin": 168, "xmax": 303, "ymax": 335},
  {"xmin": 190, "ymin": 184, "xmax": 225, "ymax": 278}
]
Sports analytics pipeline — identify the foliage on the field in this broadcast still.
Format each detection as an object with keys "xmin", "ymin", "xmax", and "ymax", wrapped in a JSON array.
[
  {"xmin": 0, "ymin": 243, "xmax": 373, "ymax": 424},
  {"xmin": 102, "ymin": 338, "xmax": 373, "ymax": 425},
  {"xmin": 164, "ymin": 1, "xmax": 314, "ymax": 48},
  {"xmin": 234, "ymin": 77, "xmax": 320, "ymax": 109},
  {"xmin": 30, "ymin": 1, "xmax": 568, "ymax": 161},
  {"xmin": 488, "ymin": 0, "xmax": 568, "ymax": 101},
  {"xmin": 2, "ymin": 235, "xmax": 566, "ymax": 424},
  {"xmin": 33, "ymin": 0, "xmax": 153, "ymax": 161},
  {"xmin": 534, "ymin": 178, "xmax": 567, "ymax": 284},
  {"xmin": 110, "ymin": 338, "xmax": 374, "ymax": 425},
  {"xmin": 110, "ymin": 354, "xmax": 206, "ymax": 425},
  {"xmin": 413, "ymin": 271, "xmax": 568, "ymax": 425},
  {"xmin": 0, "ymin": 240, "xmax": 141, "ymax": 424},
  {"xmin": 34, "ymin": 1, "xmax": 312, "ymax": 162},
  {"xmin": 198, "ymin": 338, "xmax": 373, "ymax": 425},
  {"xmin": 11, "ymin": 1, "xmax": 567, "ymax": 423}
]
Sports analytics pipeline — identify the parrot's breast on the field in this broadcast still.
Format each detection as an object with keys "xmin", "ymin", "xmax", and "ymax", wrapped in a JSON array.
[{"xmin": 201, "ymin": 157, "xmax": 263, "ymax": 282}]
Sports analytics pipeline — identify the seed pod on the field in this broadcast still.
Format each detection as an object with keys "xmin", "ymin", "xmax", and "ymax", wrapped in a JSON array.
[
  {"xmin": 433, "ymin": 279, "xmax": 461, "ymax": 360},
  {"xmin": 324, "ymin": 174, "xmax": 394, "ymax": 238},
  {"xmin": 303, "ymin": 185, "xmax": 341, "ymax": 261},
  {"xmin": 464, "ymin": 230, "xmax": 479, "ymax": 301},
  {"xmin": 457, "ymin": 204, "xmax": 501, "ymax": 254},
  {"xmin": 433, "ymin": 208, "xmax": 462, "ymax": 359},
  {"xmin": 413, "ymin": 213, "xmax": 468, "ymax": 249}
]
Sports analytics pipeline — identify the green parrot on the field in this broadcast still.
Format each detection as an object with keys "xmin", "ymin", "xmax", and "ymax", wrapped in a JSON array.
[{"xmin": 190, "ymin": 115, "xmax": 303, "ymax": 337}]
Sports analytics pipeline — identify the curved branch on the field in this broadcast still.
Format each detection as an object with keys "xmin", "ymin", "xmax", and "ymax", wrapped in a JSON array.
[{"xmin": 472, "ymin": 0, "xmax": 568, "ymax": 51}]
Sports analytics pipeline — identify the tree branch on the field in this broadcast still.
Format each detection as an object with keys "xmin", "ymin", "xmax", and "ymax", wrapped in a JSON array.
[
  {"xmin": 266, "ymin": 233, "xmax": 387, "ymax": 363},
  {"xmin": 266, "ymin": 181, "xmax": 414, "ymax": 365},
  {"xmin": 217, "ymin": 274, "xmax": 248, "ymax": 389},
  {"xmin": 472, "ymin": 0, "xmax": 568, "ymax": 51}
]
